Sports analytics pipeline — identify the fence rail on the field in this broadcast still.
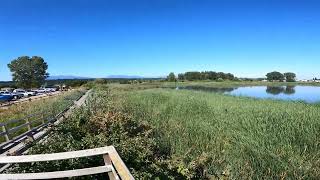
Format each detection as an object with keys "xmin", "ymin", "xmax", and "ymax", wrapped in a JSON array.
[
  {"xmin": 0, "ymin": 146, "xmax": 134, "ymax": 179},
  {"xmin": 0, "ymin": 99, "xmax": 75, "ymax": 155}
]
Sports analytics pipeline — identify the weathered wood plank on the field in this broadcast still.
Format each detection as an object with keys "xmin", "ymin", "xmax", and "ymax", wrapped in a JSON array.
[
  {"xmin": 108, "ymin": 147, "xmax": 134, "ymax": 180},
  {"xmin": 0, "ymin": 165, "xmax": 112, "ymax": 179},
  {"xmin": 1, "ymin": 126, "xmax": 9, "ymax": 142},
  {"xmin": 7, "ymin": 122, "xmax": 31, "ymax": 134},
  {"xmin": 1, "ymin": 112, "xmax": 44, "ymax": 127},
  {"xmin": 0, "ymin": 146, "xmax": 114, "ymax": 163},
  {"xmin": 103, "ymin": 154, "xmax": 120, "ymax": 180},
  {"xmin": 6, "ymin": 117, "xmax": 49, "ymax": 135}
]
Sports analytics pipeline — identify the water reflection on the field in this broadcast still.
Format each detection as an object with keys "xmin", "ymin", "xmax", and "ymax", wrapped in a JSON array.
[
  {"xmin": 284, "ymin": 86, "xmax": 296, "ymax": 95},
  {"xmin": 174, "ymin": 85, "xmax": 320, "ymax": 103},
  {"xmin": 266, "ymin": 86, "xmax": 296, "ymax": 95},
  {"xmin": 266, "ymin": 86, "xmax": 285, "ymax": 95}
]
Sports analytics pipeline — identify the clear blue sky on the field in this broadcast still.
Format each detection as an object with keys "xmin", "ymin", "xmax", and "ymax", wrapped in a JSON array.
[{"xmin": 1, "ymin": 0, "xmax": 319, "ymax": 81}]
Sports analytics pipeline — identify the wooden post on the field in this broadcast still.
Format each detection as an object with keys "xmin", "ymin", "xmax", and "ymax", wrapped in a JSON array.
[
  {"xmin": 41, "ymin": 114, "xmax": 45, "ymax": 124},
  {"xmin": 25, "ymin": 117, "xmax": 31, "ymax": 131},
  {"xmin": 103, "ymin": 154, "xmax": 119, "ymax": 180},
  {"xmin": 2, "ymin": 125, "xmax": 10, "ymax": 142},
  {"xmin": 25, "ymin": 117, "xmax": 35, "ymax": 142}
]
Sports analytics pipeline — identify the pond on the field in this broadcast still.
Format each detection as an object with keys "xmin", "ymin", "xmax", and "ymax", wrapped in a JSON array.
[{"xmin": 177, "ymin": 86, "xmax": 320, "ymax": 103}]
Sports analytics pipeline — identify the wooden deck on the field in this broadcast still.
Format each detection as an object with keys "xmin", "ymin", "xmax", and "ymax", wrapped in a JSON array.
[{"xmin": 0, "ymin": 146, "xmax": 134, "ymax": 179}]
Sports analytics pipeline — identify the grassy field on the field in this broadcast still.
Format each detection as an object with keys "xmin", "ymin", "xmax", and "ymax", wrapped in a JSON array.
[{"xmin": 112, "ymin": 86, "xmax": 320, "ymax": 179}]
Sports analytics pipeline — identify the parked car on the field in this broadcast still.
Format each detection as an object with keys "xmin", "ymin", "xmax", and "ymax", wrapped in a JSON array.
[
  {"xmin": 0, "ymin": 94, "xmax": 14, "ymax": 102},
  {"xmin": 13, "ymin": 89, "xmax": 36, "ymax": 97},
  {"xmin": 35, "ymin": 88, "xmax": 47, "ymax": 94},
  {"xmin": 13, "ymin": 93, "xmax": 24, "ymax": 99},
  {"xmin": 36, "ymin": 88, "xmax": 56, "ymax": 94},
  {"xmin": 0, "ymin": 91, "xmax": 14, "ymax": 102},
  {"xmin": 46, "ymin": 87, "xmax": 57, "ymax": 92}
]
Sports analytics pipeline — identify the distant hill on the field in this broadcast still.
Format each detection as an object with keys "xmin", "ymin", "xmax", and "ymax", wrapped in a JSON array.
[
  {"xmin": 106, "ymin": 75, "xmax": 145, "ymax": 79},
  {"xmin": 47, "ymin": 75, "xmax": 93, "ymax": 80}
]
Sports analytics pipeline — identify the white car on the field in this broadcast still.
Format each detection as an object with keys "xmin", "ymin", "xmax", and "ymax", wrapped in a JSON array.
[
  {"xmin": 37, "ymin": 88, "xmax": 56, "ymax": 93},
  {"xmin": 45, "ymin": 88, "xmax": 57, "ymax": 92},
  {"xmin": 13, "ymin": 89, "xmax": 36, "ymax": 97}
]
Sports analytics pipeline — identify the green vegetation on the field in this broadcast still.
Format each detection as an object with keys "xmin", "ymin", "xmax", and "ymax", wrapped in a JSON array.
[
  {"xmin": 167, "ymin": 72, "xmax": 176, "ymax": 82},
  {"xmin": 7, "ymin": 83, "xmax": 320, "ymax": 179},
  {"xmin": 175, "ymin": 71, "xmax": 236, "ymax": 81},
  {"xmin": 266, "ymin": 71, "xmax": 285, "ymax": 81},
  {"xmin": 266, "ymin": 71, "xmax": 296, "ymax": 82},
  {"xmin": 7, "ymin": 56, "xmax": 49, "ymax": 89},
  {"xmin": 284, "ymin": 72, "xmax": 297, "ymax": 82},
  {"xmin": 8, "ymin": 86, "xmax": 203, "ymax": 179},
  {"xmin": 116, "ymin": 87, "xmax": 320, "ymax": 179}
]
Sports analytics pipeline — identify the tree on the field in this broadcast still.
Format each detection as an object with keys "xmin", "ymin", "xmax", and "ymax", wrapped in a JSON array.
[
  {"xmin": 185, "ymin": 71, "xmax": 201, "ymax": 81},
  {"xmin": 178, "ymin": 73, "xmax": 185, "ymax": 81},
  {"xmin": 284, "ymin": 72, "xmax": 296, "ymax": 82},
  {"xmin": 8, "ymin": 56, "xmax": 49, "ymax": 89},
  {"xmin": 167, "ymin": 72, "xmax": 176, "ymax": 82},
  {"xmin": 266, "ymin": 71, "xmax": 284, "ymax": 82}
]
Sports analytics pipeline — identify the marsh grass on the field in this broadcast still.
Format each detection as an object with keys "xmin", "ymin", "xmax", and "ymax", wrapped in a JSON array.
[{"xmin": 114, "ymin": 88, "xmax": 320, "ymax": 179}]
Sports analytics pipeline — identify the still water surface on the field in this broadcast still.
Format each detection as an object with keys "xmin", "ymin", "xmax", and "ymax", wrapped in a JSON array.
[{"xmin": 177, "ymin": 86, "xmax": 320, "ymax": 103}]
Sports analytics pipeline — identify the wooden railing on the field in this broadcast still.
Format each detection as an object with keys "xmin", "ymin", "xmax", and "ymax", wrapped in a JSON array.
[
  {"xmin": 0, "ymin": 146, "xmax": 134, "ymax": 179},
  {"xmin": 0, "ymin": 102, "xmax": 73, "ymax": 155}
]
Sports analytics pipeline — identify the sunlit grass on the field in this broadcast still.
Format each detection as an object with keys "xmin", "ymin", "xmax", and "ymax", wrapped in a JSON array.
[{"xmin": 115, "ymin": 88, "xmax": 320, "ymax": 179}]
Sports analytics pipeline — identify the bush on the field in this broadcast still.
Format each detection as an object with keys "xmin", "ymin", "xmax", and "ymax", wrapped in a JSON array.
[{"xmin": 217, "ymin": 78, "xmax": 223, "ymax": 82}]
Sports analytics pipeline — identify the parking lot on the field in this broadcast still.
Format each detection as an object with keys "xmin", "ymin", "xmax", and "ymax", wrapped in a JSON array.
[{"xmin": 0, "ymin": 88, "xmax": 63, "ymax": 109}]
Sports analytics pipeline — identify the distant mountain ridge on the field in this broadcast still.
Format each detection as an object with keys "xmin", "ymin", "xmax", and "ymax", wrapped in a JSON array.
[
  {"xmin": 106, "ymin": 75, "xmax": 145, "ymax": 79},
  {"xmin": 47, "ymin": 75, "xmax": 93, "ymax": 80}
]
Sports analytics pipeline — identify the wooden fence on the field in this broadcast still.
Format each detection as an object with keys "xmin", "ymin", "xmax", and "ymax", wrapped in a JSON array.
[
  {"xmin": 0, "ymin": 146, "xmax": 134, "ymax": 179},
  {"xmin": 0, "ymin": 103, "xmax": 72, "ymax": 155}
]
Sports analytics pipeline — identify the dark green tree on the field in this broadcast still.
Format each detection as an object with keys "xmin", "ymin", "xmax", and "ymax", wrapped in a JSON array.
[
  {"xmin": 8, "ymin": 56, "xmax": 49, "ymax": 89},
  {"xmin": 178, "ymin": 73, "xmax": 185, "ymax": 81},
  {"xmin": 284, "ymin": 72, "xmax": 296, "ymax": 82},
  {"xmin": 167, "ymin": 72, "xmax": 176, "ymax": 82},
  {"xmin": 266, "ymin": 71, "xmax": 284, "ymax": 82},
  {"xmin": 184, "ymin": 71, "xmax": 201, "ymax": 81}
]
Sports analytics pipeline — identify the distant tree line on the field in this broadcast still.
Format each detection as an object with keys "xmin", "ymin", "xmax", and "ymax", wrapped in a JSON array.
[
  {"xmin": 167, "ymin": 71, "xmax": 236, "ymax": 81},
  {"xmin": 266, "ymin": 71, "xmax": 296, "ymax": 82}
]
